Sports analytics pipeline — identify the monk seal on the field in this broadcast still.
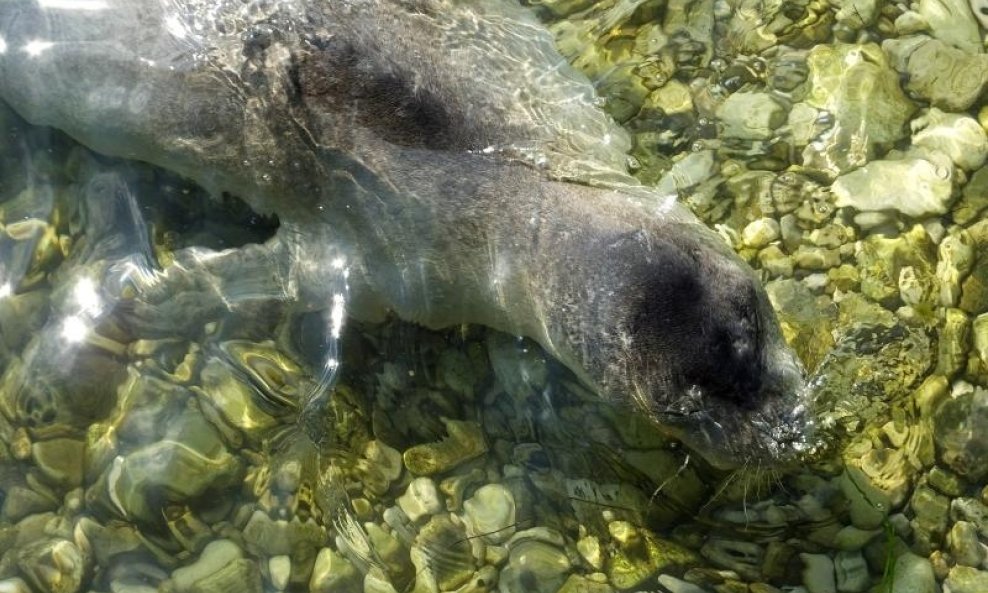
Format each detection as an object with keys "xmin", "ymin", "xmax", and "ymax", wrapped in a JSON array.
[{"xmin": 0, "ymin": 0, "xmax": 808, "ymax": 469}]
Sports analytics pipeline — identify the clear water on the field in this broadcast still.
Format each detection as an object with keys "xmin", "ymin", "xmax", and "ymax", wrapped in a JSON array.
[{"xmin": 0, "ymin": 2, "xmax": 985, "ymax": 593}]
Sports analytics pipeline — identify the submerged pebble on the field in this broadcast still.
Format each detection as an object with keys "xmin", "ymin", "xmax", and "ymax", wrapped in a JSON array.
[{"xmin": 832, "ymin": 154, "xmax": 954, "ymax": 218}]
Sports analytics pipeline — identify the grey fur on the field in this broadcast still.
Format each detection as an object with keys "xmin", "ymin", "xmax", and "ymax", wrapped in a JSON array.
[{"xmin": 0, "ymin": 0, "xmax": 808, "ymax": 468}]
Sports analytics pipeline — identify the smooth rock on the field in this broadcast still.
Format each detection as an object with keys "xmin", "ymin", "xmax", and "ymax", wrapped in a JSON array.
[
  {"xmin": 397, "ymin": 477, "xmax": 443, "ymax": 523},
  {"xmin": 912, "ymin": 108, "xmax": 988, "ymax": 170},
  {"xmin": 643, "ymin": 81, "xmax": 693, "ymax": 115},
  {"xmin": 890, "ymin": 554, "xmax": 935, "ymax": 593},
  {"xmin": 855, "ymin": 225, "xmax": 937, "ymax": 307},
  {"xmin": 103, "ymin": 436, "xmax": 243, "ymax": 524},
  {"xmin": 832, "ymin": 154, "xmax": 954, "ymax": 217},
  {"xmin": 944, "ymin": 565, "xmax": 988, "ymax": 593},
  {"xmin": 972, "ymin": 313, "xmax": 988, "ymax": 379},
  {"xmin": 741, "ymin": 218, "xmax": 781, "ymax": 249},
  {"xmin": 656, "ymin": 574, "xmax": 710, "ymax": 593},
  {"xmin": 801, "ymin": 43, "xmax": 915, "ymax": 173},
  {"xmin": 927, "ymin": 466, "xmax": 965, "ymax": 497},
  {"xmin": 31, "ymin": 439, "xmax": 84, "ymax": 488},
  {"xmin": 840, "ymin": 468, "xmax": 891, "ymax": 530},
  {"xmin": 806, "ymin": 43, "xmax": 916, "ymax": 144},
  {"xmin": 788, "ymin": 102, "xmax": 827, "ymax": 147},
  {"xmin": 884, "ymin": 36, "xmax": 988, "ymax": 111},
  {"xmin": 935, "ymin": 308, "xmax": 971, "ymax": 378},
  {"xmin": 833, "ymin": 526, "xmax": 881, "ymax": 551},
  {"xmin": 557, "ymin": 574, "xmax": 615, "ymax": 593},
  {"xmin": 309, "ymin": 547, "xmax": 361, "ymax": 593},
  {"xmin": 894, "ymin": 11, "xmax": 930, "ymax": 34},
  {"xmin": 919, "ymin": 0, "xmax": 983, "ymax": 53},
  {"xmin": 960, "ymin": 229, "xmax": 988, "ymax": 313},
  {"xmin": 934, "ymin": 387, "xmax": 988, "ymax": 481},
  {"xmin": 241, "ymin": 510, "xmax": 326, "ymax": 556},
  {"xmin": 577, "ymin": 536, "xmax": 603, "ymax": 571},
  {"xmin": 716, "ymin": 92, "xmax": 785, "ymax": 140},
  {"xmin": 794, "ymin": 246, "xmax": 841, "ymax": 271},
  {"xmin": 268, "ymin": 555, "xmax": 290, "ymax": 591},
  {"xmin": 169, "ymin": 540, "xmax": 243, "ymax": 593},
  {"xmin": 765, "ymin": 279, "xmax": 836, "ymax": 372},
  {"xmin": 759, "ymin": 246, "xmax": 793, "ymax": 278},
  {"xmin": 911, "ymin": 485, "xmax": 952, "ymax": 542},
  {"xmin": 948, "ymin": 521, "xmax": 986, "ymax": 567},
  {"xmin": 800, "ymin": 553, "xmax": 836, "ymax": 593},
  {"xmin": 410, "ymin": 514, "xmax": 474, "ymax": 592},
  {"xmin": 2, "ymin": 485, "xmax": 58, "ymax": 522},
  {"xmin": 16, "ymin": 538, "xmax": 84, "ymax": 593},
  {"xmin": 937, "ymin": 230, "xmax": 975, "ymax": 307},
  {"xmin": 362, "ymin": 440, "xmax": 404, "ymax": 492},
  {"xmin": 462, "ymin": 484, "xmax": 516, "ymax": 544},
  {"xmin": 701, "ymin": 538, "xmax": 763, "ymax": 581},
  {"xmin": 364, "ymin": 568, "xmax": 399, "ymax": 593},
  {"xmin": 951, "ymin": 498, "xmax": 988, "ymax": 538},
  {"xmin": 833, "ymin": 551, "xmax": 869, "ymax": 593},
  {"xmin": 499, "ymin": 540, "xmax": 570, "ymax": 593},
  {"xmin": 956, "ymin": 166, "xmax": 988, "ymax": 224},
  {"xmin": 835, "ymin": 0, "xmax": 879, "ymax": 27},
  {"xmin": 0, "ymin": 578, "xmax": 31, "ymax": 593}
]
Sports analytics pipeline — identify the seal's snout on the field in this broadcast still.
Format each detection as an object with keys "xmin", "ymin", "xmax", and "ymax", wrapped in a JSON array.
[{"xmin": 600, "ymin": 222, "xmax": 810, "ymax": 469}]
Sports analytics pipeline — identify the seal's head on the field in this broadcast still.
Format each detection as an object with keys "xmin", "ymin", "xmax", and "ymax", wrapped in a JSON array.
[
  {"xmin": 624, "ymin": 228, "xmax": 808, "ymax": 469},
  {"xmin": 540, "ymin": 198, "xmax": 810, "ymax": 470}
]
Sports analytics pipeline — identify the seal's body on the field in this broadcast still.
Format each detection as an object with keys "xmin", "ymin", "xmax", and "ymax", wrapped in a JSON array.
[{"xmin": 0, "ymin": 0, "xmax": 807, "ymax": 468}]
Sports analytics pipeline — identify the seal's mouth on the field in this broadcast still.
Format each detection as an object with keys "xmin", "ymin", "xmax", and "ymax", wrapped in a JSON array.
[
  {"xmin": 658, "ymin": 400, "xmax": 813, "ymax": 470},
  {"xmin": 653, "ymin": 345, "xmax": 814, "ymax": 471}
]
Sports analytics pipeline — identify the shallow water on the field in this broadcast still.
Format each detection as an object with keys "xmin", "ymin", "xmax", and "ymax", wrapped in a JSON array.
[{"xmin": 0, "ymin": 1, "xmax": 987, "ymax": 593}]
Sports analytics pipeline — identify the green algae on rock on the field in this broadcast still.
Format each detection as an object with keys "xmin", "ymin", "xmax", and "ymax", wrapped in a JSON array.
[{"xmin": 403, "ymin": 420, "xmax": 487, "ymax": 476}]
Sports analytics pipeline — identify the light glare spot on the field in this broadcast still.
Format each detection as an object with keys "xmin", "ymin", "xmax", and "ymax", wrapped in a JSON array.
[
  {"xmin": 72, "ymin": 277, "xmax": 103, "ymax": 316},
  {"xmin": 0, "ymin": 36, "xmax": 7, "ymax": 54},
  {"xmin": 656, "ymin": 194, "xmax": 677, "ymax": 215},
  {"xmin": 164, "ymin": 15, "xmax": 188, "ymax": 39},
  {"xmin": 0, "ymin": 282, "xmax": 10, "ymax": 299},
  {"xmin": 23, "ymin": 39, "xmax": 54, "ymax": 57},
  {"xmin": 329, "ymin": 293, "xmax": 345, "ymax": 339},
  {"xmin": 61, "ymin": 315, "xmax": 89, "ymax": 343},
  {"xmin": 107, "ymin": 456, "xmax": 128, "ymax": 516}
]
